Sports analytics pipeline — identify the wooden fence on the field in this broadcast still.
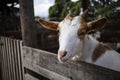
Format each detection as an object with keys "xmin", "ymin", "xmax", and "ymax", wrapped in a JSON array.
[
  {"xmin": 0, "ymin": 37, "xmax": 24, "ymax": 80},
  {"xmin": 0, "ymin": 36, "xmax": 120, "ymax": 80},
  {"xmin": 23, "ymin": 46, "xmax": 120, "ymax": 80}
]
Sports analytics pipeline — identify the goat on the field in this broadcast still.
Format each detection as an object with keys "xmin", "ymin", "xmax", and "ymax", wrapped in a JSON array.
[{"xmin": 36, "ymin": 10, "xmax": 120, "ymax": 72}]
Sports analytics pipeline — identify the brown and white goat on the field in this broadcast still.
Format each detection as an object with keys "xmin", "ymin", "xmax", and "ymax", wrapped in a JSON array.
[{"xmin": 36, "ymin": 10, "xmax": 120, "ymax": 72}]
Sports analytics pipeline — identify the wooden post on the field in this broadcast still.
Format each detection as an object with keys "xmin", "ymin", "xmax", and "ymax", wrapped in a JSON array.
[{"xmin": 19, "ymin": 0, "xmax": 38, "ymax": 48}]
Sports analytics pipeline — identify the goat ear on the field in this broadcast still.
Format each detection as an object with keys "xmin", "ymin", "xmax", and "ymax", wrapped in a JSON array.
[
  {"xmin": 35, "ymin": 18, "xmax": 59, "ymax": 30},
  {"xmin": 87, "ymin": 17, "xmax": 107, "ymax": 32}
]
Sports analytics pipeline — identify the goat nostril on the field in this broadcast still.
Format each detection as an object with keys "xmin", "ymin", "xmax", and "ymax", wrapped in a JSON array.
[{"xmin": 59, "ymin": 51, "xmax": 67, "ymax": 58}]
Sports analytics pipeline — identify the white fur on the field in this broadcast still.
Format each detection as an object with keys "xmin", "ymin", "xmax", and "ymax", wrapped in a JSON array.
[
  {"xmin": 95, "ymin": 50, "xmax": 120, "ymax": 72},
  {"xmin": 78, "ymin": 35, "xmax": 120, "ymax": 72},
  {"xmin": 58, "ymin": 16, "xmax": 82, "ymax": 62},
  {"xmin": 57, "ymin": 16, "xmax": 120, "ymax": 72},
  {"xmin": 77, "ymin": 35, "xmax": 99, "ymax": 62}
]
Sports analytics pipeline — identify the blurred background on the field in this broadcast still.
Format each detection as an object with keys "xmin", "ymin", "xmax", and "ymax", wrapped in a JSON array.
[{"xmin": 0, "ymin": 0, "xmax": 120, "ymax": 53}]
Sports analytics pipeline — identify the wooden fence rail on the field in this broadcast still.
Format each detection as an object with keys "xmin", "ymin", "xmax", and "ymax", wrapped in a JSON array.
[
  {"xmin": 0, "ymin": 37, "xmax": 24, "ymax": 80},
  {"xmin": 23, "ymin": 46, "xmax": 120, "ymax": 80},
  {"xmin": 0, "ymin": 36, "xmax": 120, "ymax": 80}
]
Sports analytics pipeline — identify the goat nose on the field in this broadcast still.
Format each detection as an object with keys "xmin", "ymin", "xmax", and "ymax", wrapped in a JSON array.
[{"xmin": 58, "ymin": 51, "xmax": 67, "ymax": 58}]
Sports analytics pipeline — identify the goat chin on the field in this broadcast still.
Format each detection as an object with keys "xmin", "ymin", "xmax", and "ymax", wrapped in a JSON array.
[{"xmin": 71, "ymin": 55, "xmax": 81, "ymax": 61}]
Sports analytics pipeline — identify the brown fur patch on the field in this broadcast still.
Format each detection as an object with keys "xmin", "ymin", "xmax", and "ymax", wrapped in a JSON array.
[
  {"xmin": 77, "ymin": 23, "xmax": 88, "ymax": 40},
  {"xmin": 92, "ymin": 43, "xmax": 111, "ymax": 62}
]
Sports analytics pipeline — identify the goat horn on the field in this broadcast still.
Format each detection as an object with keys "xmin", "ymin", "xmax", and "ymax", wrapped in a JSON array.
[
  {"xmin": 80, "ymin": 9, "xmax": 88, "ymax": 23},
  {"xmin": 65, "ymin": 10, "xmax": 72, "ymax": 19}
]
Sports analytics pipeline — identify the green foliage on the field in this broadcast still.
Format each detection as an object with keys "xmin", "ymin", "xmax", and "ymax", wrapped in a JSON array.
[
  {"xmin": 49, "ymin": 0, "xmax": 120, "ymax": 20},
  {"xmin": 91, "ymin": 0, "xmax": 120, "ymax": 18},
  {"xmin": 49, "ymin": 0, "xmax": 82, "ymax": 20}
]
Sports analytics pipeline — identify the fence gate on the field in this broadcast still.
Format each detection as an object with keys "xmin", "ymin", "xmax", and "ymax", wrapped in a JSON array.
[{"xmin": 0, "ymin": 37, "xmax": 24, "ymax": 80}]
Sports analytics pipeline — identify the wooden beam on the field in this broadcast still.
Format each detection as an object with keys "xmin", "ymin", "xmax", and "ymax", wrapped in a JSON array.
[
  {"xmin": 23, "ymin": 46, "xmax": 120, "ymax": 80},
  {"xmin": 19, "ymin": 0, "xmax": 38, "ymax": 48},
  {"xmin": 24, "ymin": 62, "xmax": 71, "ymax": 80}
]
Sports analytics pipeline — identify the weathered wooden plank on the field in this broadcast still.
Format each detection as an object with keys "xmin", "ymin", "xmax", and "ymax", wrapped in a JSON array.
[
  {"xmin": 0, "ymin": 37, "xmax": 2, "ymax": 80},
  {"xmin": 19, "ymin": 41, "xmax": 25, "ymax": 80},
  {"xmin": 10, "ymin": 38, "xmax": 16, "ymax": 80},
  {"xmin": 11, "ymin": 39, "xmax": 17, "ymax": 80},
  {"xmin": 0, "ymin": 37, "xmax": 5, "ymax": 80},
  {"xmin": 6, "ymin": 38, "xmax": 12, "ymax": 80},
  {"xmin": 2, "ymin": 37, "xmax": 8, "ymax": 80},
  {"xmin": 2, "ymin": 37, "xmax": 5, "ymax": 80},
  {"xmin": 24, "ymin": 67, "xmax": 50, "ymax": 80},
  {"xmin": 24, "ymin": 60, "xmax": 71, "ymax": 80},
  {"xmin": 7, "ymin": 38, "xmax": 14, "ymax": 80},
  {"xmin": 23, "ymin": 46, "xmax": 120, "ymax": 80},
  {"xmin": 0, "ymin": 37, "xmax": 24, "ymax": 80},
  {"xmin": 13, "ymin": 39, "xmax": 20, "ymax": 80},
  {"xmin": 25, "ymin": 73, "xmax": 39, "ymax": 80},
  {"xmin": 16, "ymin": 40, "xmax": 22, "ymax": 80},
  {"xmin": 0, "ymin": 37, "xmax": 3, "ymax": 80},
  {"xmin": 16, "ymin": 39, "xmax": 24, "ymax": 80},
  {"xmin": 0, "ymin": 37, "xmax": 1, "ymax": 79}
]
